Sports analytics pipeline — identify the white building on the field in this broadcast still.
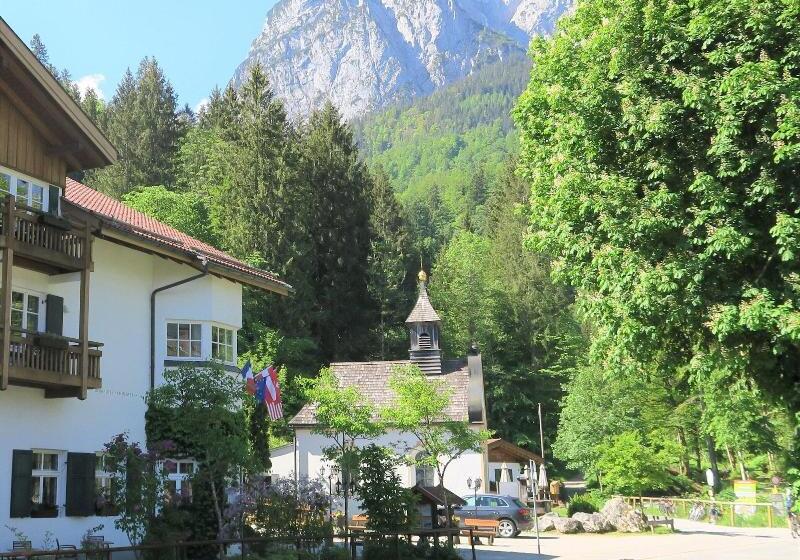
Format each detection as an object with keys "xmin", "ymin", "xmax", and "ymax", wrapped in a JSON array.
[
  {"xmin": 0, "ymin": 19, "xmax": 289, "ymax": 551},
  {"xmin": 274, "ymin": 271, "xmax": 492, "ymax": 512}
]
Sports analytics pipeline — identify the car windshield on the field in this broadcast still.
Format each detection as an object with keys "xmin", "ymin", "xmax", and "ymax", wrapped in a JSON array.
[{"xmin": 513, "ymin": 498, "xmax": 526, "ymax": 508}]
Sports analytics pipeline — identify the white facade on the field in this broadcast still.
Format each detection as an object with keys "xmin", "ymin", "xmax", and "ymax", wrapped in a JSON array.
[
  {"xmin": 0, "ymin": 238, "xmax": 245, "ymax": 550},
  {"xmin": 271, "ymin": 427, "xmax": 488, "ymax": 516}
]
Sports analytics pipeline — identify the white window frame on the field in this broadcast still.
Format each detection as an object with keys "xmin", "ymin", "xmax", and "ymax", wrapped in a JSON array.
[
  {"xmin": 211, "ymin": 324, "xmax": 236, "ymax": 364},
  {"xmin": 166, "ymin": 321, "xmax": 203, "ymax": 359},
  {"xmin": 31, "ymin": 449, "xmax": 62, "ymax": 518},
  {"xmin": 0, "ymin": 165, "xmax": 53, "ymax": 212},
  {"xmin": 11, "ymin": 288, "xmax": 44, "ymax": 333},
  {"xmin": 162, "ymin": 458, "xmax": 197, "ymax": 503}
]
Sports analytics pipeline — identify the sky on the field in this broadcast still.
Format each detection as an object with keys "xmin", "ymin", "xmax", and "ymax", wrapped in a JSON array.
[{"xmin": 2, "ymin": 0, "xmax": 280, "ymax": 112}]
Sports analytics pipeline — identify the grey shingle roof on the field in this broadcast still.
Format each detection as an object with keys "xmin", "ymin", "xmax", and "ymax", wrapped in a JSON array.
[
  {"xmin": 405, "ymin": 286, "xmax": 441, "ymax": 323},
  {"xmin": 289, "ymin": 359, "xmax": 470, "ymax": 426}
]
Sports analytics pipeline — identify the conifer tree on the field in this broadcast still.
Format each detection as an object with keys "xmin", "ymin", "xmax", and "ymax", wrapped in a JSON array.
[
  {"xmin": 367, "ymin": 167, "xmax": 412, "ymax": 359},
  {"xmin": 299, "ymin": 102, "xmax": 373, "ymax": 362}
]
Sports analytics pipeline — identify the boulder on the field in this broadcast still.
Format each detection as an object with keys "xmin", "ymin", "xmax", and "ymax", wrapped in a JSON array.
[
  {"xmin": 553, "ymin": 517, "xmax": 584, "ymax": 534},
  {"xmin": 600, "ymin": 498, "xmax": 648, "ymax": 532},
  {"xmin": 538, "ymin": 512, "xmax": 559, "ymax": 532},
  {"xmin": 572, "ymin": 512, "xmax": 613, "ymax": 533}
]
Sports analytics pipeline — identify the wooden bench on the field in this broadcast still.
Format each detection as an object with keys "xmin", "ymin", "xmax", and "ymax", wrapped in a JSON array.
[
  {"xmin": 460, "ymin": 518, "xmax": 499, "ymax": 545},
  {"xmin": 647, "ymin": 516, "xmax": 675, "ymax": 533}
]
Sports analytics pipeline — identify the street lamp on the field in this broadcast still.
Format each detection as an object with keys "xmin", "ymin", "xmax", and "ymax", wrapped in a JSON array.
[{"xmin": 467, "ymin": 477, "xmax": 482, "ymax": 518}]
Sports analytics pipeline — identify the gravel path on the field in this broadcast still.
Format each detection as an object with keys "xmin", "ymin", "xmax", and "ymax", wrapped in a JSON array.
[{"xmin": 457, "ymin": 518, "xmax": 799, "ymax": 560}]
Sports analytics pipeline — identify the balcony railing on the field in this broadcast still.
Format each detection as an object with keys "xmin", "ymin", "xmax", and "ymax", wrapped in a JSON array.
[
  {"xmin": 7, "ymin": 328, "xmax": 102, "ymax": 396},
  {"xmin": 0, "ymin": 195, "xmax": 87, "ymax": 271}
]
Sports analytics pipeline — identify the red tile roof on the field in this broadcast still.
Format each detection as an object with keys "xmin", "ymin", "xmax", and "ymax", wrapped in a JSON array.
[{"xmin": 64, "ymin": 178, "xmax": 290, "ymax": 292}]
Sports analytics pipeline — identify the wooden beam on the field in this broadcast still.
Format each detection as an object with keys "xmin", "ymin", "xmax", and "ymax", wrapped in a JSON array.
[
  {"xmin": 0, "ymin": 77, "xmax": 62, "ymax": 146},
  {"xmin": 1, "ymin": 195, "xmax": 14, "ymax": 390},
  {"xmin": 79, "ymin": 221, "xmax": 91, "ymax": 400}
]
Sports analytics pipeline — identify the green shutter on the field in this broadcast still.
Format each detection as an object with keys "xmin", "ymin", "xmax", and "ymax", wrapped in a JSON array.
[
  {"xmin": 48, "ymin": 186, "xmax": 60, "ymax": 215},
  {"xmin": 66, "ymin": 452, "xmax": 96, "ymax": 517},
  {"xmin": 45, "ymin": 295, "xmax": 64, "ymax": 336},
  {"xmin": 10, "ymin": 450, "xmax": 33, "ymax": 518}
]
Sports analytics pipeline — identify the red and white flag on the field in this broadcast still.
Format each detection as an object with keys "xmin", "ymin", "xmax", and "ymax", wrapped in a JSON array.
[{"xmin": 260, "ymin": 365, "xmax": 283, "ymax": 421}]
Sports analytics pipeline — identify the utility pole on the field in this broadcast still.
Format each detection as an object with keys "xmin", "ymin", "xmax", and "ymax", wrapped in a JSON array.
[{"xmin": 538, "ymin": 403, "xmax": 545, "ymax": 461}]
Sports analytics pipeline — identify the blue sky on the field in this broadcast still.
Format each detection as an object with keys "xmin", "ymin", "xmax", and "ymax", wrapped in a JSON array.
[{"xmin": 2, "ymin": 0, "xmax": 280, "ymax": 112}]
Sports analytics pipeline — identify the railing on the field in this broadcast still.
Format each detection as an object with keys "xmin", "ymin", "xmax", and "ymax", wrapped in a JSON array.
[
  {"xmin": 0, "ymin": 196, "xmax": 86, "ymax": 268},
  {"xmin": 622, "ymin": 495, "xmax": 790, "ymax": 529},
  {"xmin": 9, "ymin": 328, "xmax": 102, "ymax": 383},
  {"xmin": 0, "ymin": 530, "xmax": 473, "ymax": 560}
]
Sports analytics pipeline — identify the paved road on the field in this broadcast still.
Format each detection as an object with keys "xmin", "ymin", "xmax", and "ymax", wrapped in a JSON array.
[{"xmin": 457, "ymin": 519, "xmax": 799, "ymax": 560}]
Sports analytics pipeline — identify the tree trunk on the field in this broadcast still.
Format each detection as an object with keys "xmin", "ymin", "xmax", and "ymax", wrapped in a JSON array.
[
  {"xmin": 676, "ymin": 429, "xmax": 690, "ymax": 476},
  {"xmin": 706, "ymin": 435, "xmax": 721, "ymax": 493},
  {"xmin": 725, "ymin": 445, "xmax": 736, "ymax": 477},
  {"xmin": 736, "ymin": 450, "xmax": 748, "ymax": 481},
  {"xmin": 209, "ymin": 477, "xmax": 226, "ymax": 560}
]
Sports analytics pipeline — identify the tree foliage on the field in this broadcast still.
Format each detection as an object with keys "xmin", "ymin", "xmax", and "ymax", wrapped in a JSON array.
[{"xmin": 515, "ymin": 0, "xmax": 800, "ymax": 470}]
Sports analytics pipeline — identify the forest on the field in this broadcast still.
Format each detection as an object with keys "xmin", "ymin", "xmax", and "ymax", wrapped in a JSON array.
[{"xmin": 28, "ymin": 0, "xmax": 799, "ymax": 500}]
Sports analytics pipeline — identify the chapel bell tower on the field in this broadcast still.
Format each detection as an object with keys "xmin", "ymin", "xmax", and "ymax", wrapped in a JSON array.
[{"xmin": 406, "ymin": 269, "xmax": 443, "ymax": 375}]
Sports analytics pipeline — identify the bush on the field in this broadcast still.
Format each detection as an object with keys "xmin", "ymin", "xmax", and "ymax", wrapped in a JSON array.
[
  {"xmin": 567, "ymin": 495, "xmax": 599, "ymax": 516},
  {"xmin": 318, "ymin": 546, "xmax": 350, "ymax": 560}
]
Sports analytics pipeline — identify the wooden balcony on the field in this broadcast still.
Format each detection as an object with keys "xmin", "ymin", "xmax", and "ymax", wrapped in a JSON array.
[
  {"xmin": 6, "ymin": 329, "xmax": 102, "ymax": 398},
  {"xmin": 0, "ymin": 195, "xmax": 88, "ymax": 273}
]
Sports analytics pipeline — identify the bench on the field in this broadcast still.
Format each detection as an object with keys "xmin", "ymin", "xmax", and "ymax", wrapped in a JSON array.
[
  {"xmin": 647, "ymin": 516, "xmax": 675, "ymax": 533},
  {"xmin": 460, "ymin": 518, "xmax": 499, "ymax": 545}
]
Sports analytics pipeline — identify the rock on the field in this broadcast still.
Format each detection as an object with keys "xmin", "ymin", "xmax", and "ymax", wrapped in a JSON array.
[
  {"xmin": 553, "ymin": 517, "xmax": 584, "ymax": 534},
  {"xmin": 538, "ymin": 512, "xmax": 559, "ymax": 532},
  {"xmin": 572, "ymin": 512, "xmax": 613, "ymax": 533},
  {"xmin": 600, "ymin": 498, "xmax": 648, "ymax": 532},
  {"xmin": 233, "ymin": 0, "xmax": 575, "ymax": 120}
]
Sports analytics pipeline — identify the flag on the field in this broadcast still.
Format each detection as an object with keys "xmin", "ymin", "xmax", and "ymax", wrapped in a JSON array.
[
  {"xmin": 240, "ymin": 360, "xmax": 256, "ymax": 396},
  {"xmin": 260, "ymin": 365, "xmax": 283, "ymax": 421}
]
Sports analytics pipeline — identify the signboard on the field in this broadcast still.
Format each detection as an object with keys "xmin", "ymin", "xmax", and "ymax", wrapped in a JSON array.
[{"xmin": 734, "ymin": 480, "xmax": 757, "ymax": 516}]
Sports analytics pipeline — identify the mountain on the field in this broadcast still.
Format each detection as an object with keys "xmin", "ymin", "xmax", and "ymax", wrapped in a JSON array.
[{"xmin": 233, "ymin": 0, "xmax": 573, "ymax": 120}]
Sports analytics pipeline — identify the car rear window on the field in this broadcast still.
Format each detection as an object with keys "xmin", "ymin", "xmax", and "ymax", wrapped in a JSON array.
[{"xmin": 513, "ymin": 499, "xmax": 526, "ymax": 508}]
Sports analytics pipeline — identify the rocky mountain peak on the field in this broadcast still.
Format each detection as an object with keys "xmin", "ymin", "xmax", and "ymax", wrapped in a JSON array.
[{"xmin": 233, "ymin": 0, "xmax": 573, "ymax": 120}]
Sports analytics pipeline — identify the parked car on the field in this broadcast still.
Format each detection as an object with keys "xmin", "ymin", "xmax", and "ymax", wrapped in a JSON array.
[{"xmin": 455, "ymin": 494, "xmax": 534, "ymax": 537}]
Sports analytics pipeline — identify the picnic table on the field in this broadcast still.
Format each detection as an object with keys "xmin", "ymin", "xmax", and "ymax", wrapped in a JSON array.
[{"xmin": 459, "ymin": 518, "xmax": 500, "ymax": 545}]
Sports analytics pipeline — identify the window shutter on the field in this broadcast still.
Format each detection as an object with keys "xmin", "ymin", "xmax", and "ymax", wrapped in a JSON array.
[
  {"xmin": 45, "ymin": 295, "xmax": 64, "ymax": 336},
  {"xmin": 66, "ymin": 452, "xmax": 96, "ymax": 517},
  {"xmin": 48, "ymin": 186, "xmax": 60, "ymax": 215},
  {"xmin": 10, "ymin": 450, "xmax": 33, "ymax": 518}
]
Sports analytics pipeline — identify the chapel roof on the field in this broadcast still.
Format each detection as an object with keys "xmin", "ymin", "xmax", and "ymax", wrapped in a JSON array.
[{"xmin": 289, "ymin": 359, "xmax": 471, "ymax": 426}]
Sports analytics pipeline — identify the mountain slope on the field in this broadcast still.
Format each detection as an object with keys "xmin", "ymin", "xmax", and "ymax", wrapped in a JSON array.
[
  {"xmin": 353, "ymin": 54, "xmax": 530, "ymax": 205},
  {"xmin": 234, "ymin": 0, "xmax": 572, "ymax": 120}
]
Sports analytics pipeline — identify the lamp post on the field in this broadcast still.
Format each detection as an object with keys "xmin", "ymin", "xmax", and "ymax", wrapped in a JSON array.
[{"xmin": 467, "ymin": 476, "xmax": 482, "ymax": 518}]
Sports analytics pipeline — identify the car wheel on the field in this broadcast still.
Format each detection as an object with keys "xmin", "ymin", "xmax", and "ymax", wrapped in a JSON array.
[{"xmin": 497, "ymin": 518, "xmax": 517, "ymax": 538}]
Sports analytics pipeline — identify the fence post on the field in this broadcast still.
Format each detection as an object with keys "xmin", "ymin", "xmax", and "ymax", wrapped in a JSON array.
[
  {"xmin": 767, "ymin": 504, "xmax": 773, "ymax": 528},
  {"xmin": 470, "ymin": 529, "xmax": 476, "ymax": 560},
  {"xmin": 730, "ymin": 505, "xmax": 735, "ymax": 527}
]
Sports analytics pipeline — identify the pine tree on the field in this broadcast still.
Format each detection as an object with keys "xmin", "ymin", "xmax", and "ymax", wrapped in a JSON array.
[
  {"xmin": 86, "ymin": 59, "xmax": 180, "ymax": 196},
  {"xmin": 299, "ymin": 102, "xmax": 373, "ymax": 362},
  {"xmin": 367, "ymin": 167, "xmax": 412, "ymax": 359}
]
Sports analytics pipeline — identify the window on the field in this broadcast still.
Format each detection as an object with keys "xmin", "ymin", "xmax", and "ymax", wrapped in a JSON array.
[
  {"xmin": 30, "ymin": 184, "xmax": 44, "ymax": 211},
  {"xmin": 493, "ymin": 468, "xmax": 513, "ymax": 484},
  {"xmin": 31, "ymin": 451, "xmax": 59, "ymax": 518},
  {"xmin": 166, "ymin": 322, "xmax": 201, "ymax": 358},
  {"xmin": 415, "ymin": 451, "xmax": 435, "ymax": 487},
  {"xmin": 95, "ymin": 453, "xmax": 115, "ymax": 516},
  {"xmin": 11, "ymin": 290, "xmax": 40, "ymax": 332},
  {"xmin": 477, "ymin": 496, "xmax": 508, "ymax": 508},
  {"xmin": 163, "ymin": 459, "xmax": 196, "ymax": 504},
  {"xmin": 0, "ymin": 167, "xmax": 56, "ymax": 212},
  {"xmin": 211, "ymin": 326, "xmax": 235, "ymax": 363}
]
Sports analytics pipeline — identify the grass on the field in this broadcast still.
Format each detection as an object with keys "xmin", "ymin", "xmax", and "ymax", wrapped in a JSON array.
[{"xmin": 642, "ymin": 502, "xmax": 788, "ymax": 529}]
